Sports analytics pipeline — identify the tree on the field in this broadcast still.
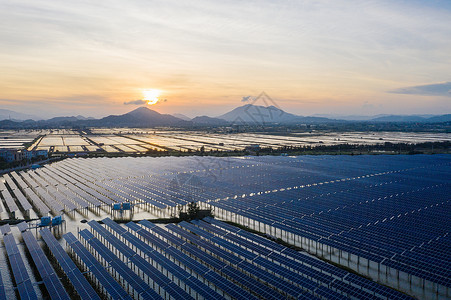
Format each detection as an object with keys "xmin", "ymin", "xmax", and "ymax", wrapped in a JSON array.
[{"xmin": 187, "ymin": 201, "xmax": 200, "ymax": 219}]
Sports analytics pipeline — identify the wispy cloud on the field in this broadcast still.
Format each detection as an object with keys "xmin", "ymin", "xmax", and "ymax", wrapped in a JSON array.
[
  {"xmin": 389, "ymin": 82, "xmax": 451, "ymax": 96},
  {"xmin": 124, "ymin": 99, "xmax": 147, "ymax": 105}
]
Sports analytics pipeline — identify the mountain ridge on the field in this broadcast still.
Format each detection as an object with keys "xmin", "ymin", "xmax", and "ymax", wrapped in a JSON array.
[{"xmin": 0, "ymin": 105, "xmax": 450, "ymax": 129}]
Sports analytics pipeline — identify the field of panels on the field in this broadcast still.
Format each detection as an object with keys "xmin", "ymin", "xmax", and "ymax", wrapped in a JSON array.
[
  {"xmin": 29, "ymin": 130, "xmax": 451, "ymax": 154},
  {"xmin": 0, "ymin": 130, "xmax": 46, "ymax": 150},
  {"xmin": 0, "ymin": 218, "xmax": 414, "ymax": 299},
  {"xmin": 0, "ymin": 154, "xmax": 450, "ymax": 299}
]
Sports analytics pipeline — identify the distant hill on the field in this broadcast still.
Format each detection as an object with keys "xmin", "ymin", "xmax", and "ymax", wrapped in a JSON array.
[
  {"xmin": 0, "ymin": 109, "xmax": 41, "ymax": 121},
  {"xmin": 313, "ymin": 114, "xmax": 390, "ymax": 121},
  {"xmin": 191, "ymin": 116, "xmax": 228, "ymax": 125},
  {"xmin": 46, "ymin": 115, "xmax": 93, "ymax": 124},
  {"xmin": 218, "ymin": 104, "xmax": 335, "ymax": 124},
  {"xmin": 0, "ymin": 105, "xmax": 450, "ymax": 129},
  {"xmin": 370, "ymin": 115, "xmax": 427, "ymax": 122},
  {"xmin": 426, "ymin": 114, "xmax": 451, "ymax": 123},
  {"xmin": 87, "ymin": 107, "xmax": 188, "ymax": 127},
  {"xmin": 172, "ymin": 113, "xmax": 191, "ymax": 121},
  {"xmin": 370, "ymin": 114, "xmax": 451, "ymax": 123}
]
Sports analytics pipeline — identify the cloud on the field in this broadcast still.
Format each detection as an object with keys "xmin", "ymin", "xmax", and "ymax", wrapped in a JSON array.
[
  {"xmin": 124, "ymin": 99, "xmax": 147, "ymax": 105},
  {"xmin": 124, "ymin": 98, "xmax": 168, "ymax": 105},
  {"xmin": 389, "ymin": 82, "xmax": 451, "ymax": 96},
  {"xmin": 241, "ymin": 96, "xmax": 252, "ymax": 102}
]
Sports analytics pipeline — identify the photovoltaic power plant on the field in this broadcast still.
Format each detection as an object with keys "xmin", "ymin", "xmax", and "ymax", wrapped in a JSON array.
[
  {"xmin": 0, "ymin": 154, "xmax": 449, "ymax": 299},
  {"xmin": 0, "ymin": 218, "xmax": 416, "ymax": 299}
]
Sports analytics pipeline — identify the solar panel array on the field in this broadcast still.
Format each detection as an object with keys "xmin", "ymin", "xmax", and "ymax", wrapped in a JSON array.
[
  {"xmin": 0, "ymin": 224, "xmax": 38, "ymax": 299},
  {"xmin": 0, "ymin": 154, "xmax": 449, "ymax": 299},
  {"xmin": 0, "ymin": 218, "xmax": 414, "ymax": 299},
  {"xmin": 19, "ymin": 222, "xmax": 70, "ymax": 300}
]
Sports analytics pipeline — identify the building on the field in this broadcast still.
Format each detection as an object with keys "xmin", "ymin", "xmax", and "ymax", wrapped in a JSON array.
[{"xmin": 0, "ymin": 149, "xmax": 48, "ymax": 163}]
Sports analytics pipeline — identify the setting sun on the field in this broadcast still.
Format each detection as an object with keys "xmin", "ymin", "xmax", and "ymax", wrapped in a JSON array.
[{"xmin": 142, "ymin": 89, "xmax": 161, "ymax": 105}]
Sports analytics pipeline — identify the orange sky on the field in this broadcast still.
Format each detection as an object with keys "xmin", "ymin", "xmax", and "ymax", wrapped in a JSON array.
[{"xmin": 1, "ymin": 0, "xmax": 450, "ymax": 118}]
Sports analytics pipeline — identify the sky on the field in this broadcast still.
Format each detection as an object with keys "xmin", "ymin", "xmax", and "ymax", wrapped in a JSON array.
[{"xmin": 0, "ymin": 0, "xmax": 450, "ymax": 119}]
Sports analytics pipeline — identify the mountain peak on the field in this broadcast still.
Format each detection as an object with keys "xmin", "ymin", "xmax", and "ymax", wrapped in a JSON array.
[
  {"xmin": 92, "ymin": 106, "xmax": 187, "ymax": 127},
  {"xmin": 127, "ymin": 106, "xmax": 156, "ymax": 114}
]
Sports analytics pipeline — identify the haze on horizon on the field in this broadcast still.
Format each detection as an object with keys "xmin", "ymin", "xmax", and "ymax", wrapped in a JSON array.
[{"xmin": 1, "ymin": 0, "xmax": 450, "ymax": 119}]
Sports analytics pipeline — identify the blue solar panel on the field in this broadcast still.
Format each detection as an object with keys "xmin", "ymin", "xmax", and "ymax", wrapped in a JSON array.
[
  {"xmin": 40, "ymin": 228, "xmax": 100, "ymax": 300},
  {"xmin": 88, "ymin": 220, "xmax": 135, "ymax": 258},
  {"xmin": 16, "ymin": 280, "xmax": 37, "ymax": 300},
  {"xmin": 91, "ymin": 221, "xmax": 196, "ymax": 299},
  {"xmin": 1, "ymin": 233, "xmax": 37, "ymax": 299},
  {"xmin": 0, "ymin": 224, "xmax": 11, "ymax": 235},
  {"xmin": 315, "ymin": 285, "xmax": 348, "ymax": 300},
  {"xmin": 238, "ymin": 259, "xmax": 305, "ymax": 298},
  {"xmin": 164, "ymin": 223, "xmax": 291, "ymax": 300},
  {"xmin": 78, "ymin": 229, "xmax": 162, "ymax": 300},
  {"xmin": 25, "ymin": 153, "xmax": 448, "ymax": 298},
  {"xmin": 21, "ymin": 230, "xmax": 70, "ymax": 300},
  {"xmin": 203, "ymin": 270, "xmax": 259, "ymax": 300},
  {"xmin": 17, "ymin": 221, "xmax": 28, "ymax": 232},
  {"xmin": 138, "ymin": 219, "xmax": 157, "ymax": 229},
  {"xmin": 165, "ymin": 223, "xmax": 202, "ymax": 243},
  {"xmin": 221, "ymin": 265, "xmax": 282, "ymax": 300},
  {"xmin": 164, "ymin": 246, "xmax": 210, "ymax": 275},
  {"xmin": 0, "ymin": 271, "xmax": 7, "ymax": 300},
  {"xmin": 101, "ymin": 217, "xmax": 128, "ymax": 235},
  {"xmin": 63, "ymin": 232, "xmax": 132, "ymax": 300},
  {"xmin": 122, "ymin": 222, "xmax": 226, "ymax": 299},
  {"xmin": 126, "ymin": 222, "xmax": 170, "ymax": 250}
]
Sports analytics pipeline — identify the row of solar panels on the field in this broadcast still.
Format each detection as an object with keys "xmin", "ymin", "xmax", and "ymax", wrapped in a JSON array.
[
  {"xmin": 0, "ymin": 218, "xmax": 413, "ymax": 299},
  {"xmin": 39, "ymin": 154, "xmax": 451, "ymax": 292},
  {"xmin": 62, "ymin": 158, "xmax": 201, "ymax": 208},
  {"xmin": 207, "ymin": 165, "xmax": 451, "ymax": 287}
]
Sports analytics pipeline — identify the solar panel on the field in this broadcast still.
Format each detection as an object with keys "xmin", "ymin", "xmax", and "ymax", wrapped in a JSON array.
[
  {"xmin": 0, "ymin": 270, "xmax": 7, "ymax": 300},
  {"xmin": 0, "ymin": 224, "xmax": 11, "ymax": 235},
  {"xmin": 78, "ymin": 229, "xmax": 162, "ymax": 300},
  {"xmin": 89, "ymin": 221, "xmax": 198, "ymax": 299},
  {"xmin": 40, "ymin": 228, "xmax": 100, "ymax": 300},
  {"xmin": 203, "ymin": 270, "xmax": 259, "ymax": 300},
  {"xmin": 1, "ymin": 190, "xmax": 19, "ymax": 212},
  {"xmin": 21, "ymin": 229, "xmax": 70, "ymax": 300},
  {"xmin": 17, "ymin": 221, "xmax": 28, "ymax": 232},
  {"xmin": 10, "ymin": 188, "xmax": 33, "ymax": 211},
  {"xmin": 1, "ymin": 233, "xmax": 37, "ymax": 299},
  {"xmin": 87, "ymin": 220, "xmax": 135, "ymax": 258},
  {"xmin": 63, "ymin": 232, "xmax": 132, "ymax": 300},
  {"xmin": 11, "ymin": 154, "xmax": 446, "ymax": 298},
  {"xmin": 16, "ymin": 280, "xmax": 38, "ymax": 300},
  {"xmin": 121, "ymin": 222, "xmax": 226, "ymax": 299}
]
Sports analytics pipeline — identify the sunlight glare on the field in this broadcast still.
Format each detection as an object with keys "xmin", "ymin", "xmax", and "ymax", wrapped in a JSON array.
[{"xmin": 142, "ymin": 89, "xmax": 161, "ymax": 105}]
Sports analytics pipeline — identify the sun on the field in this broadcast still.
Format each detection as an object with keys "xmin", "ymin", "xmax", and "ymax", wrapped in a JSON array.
[{"xmin": 142, "ymin": 89, "xmax": 161, "ymax": 105}]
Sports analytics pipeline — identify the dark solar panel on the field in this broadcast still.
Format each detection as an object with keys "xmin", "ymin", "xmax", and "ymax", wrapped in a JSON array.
[
  {"xmin": 40, "ymin": 228, "xmax": 100, "ymax": 300},
  {"xmin": 63, "ymin": 232, "xmax": 132, "ymax": 300},
  {"xmin": 78, "ymin": 229, "xmax": 162, "ymax": 300},
  {"xmin": 21, "ymin": 230, "xmax": 70, "ymax": 300},
  {"xmin": 0, "ymin": 270, "xmax": 7, "ymax": 300},
  {"xmin": 2, "ymin": 233, "xmax": 37, "ymax": 299}
]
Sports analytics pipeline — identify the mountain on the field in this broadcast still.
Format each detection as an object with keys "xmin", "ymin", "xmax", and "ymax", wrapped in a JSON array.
[
  {"xmin": 426, "ymin": 114, "xmax": 451, "ymax": 123},
  {"xmin": 74, "ymin": 115, "xmax": 95, "ymax": 120},
  {"xmin": 313, "ymin": 114, "xmax": 391, "ymax": 121},
  {"xmin": 369, "ymin": 114, "xmax": 451, "ymax": 123},
  {"xmin": 0, "ymin": 109, "xmax": 41, "ymax": 121},
  {"xmin": 0, "ymin": 105, "xmax": 449, "ymax": 129},
  {"xmin": 218, "ymin": 104, "xmax": 335, "ymax": 124},
  {"xmin": 88, "ymin": 107, "xmax": 188, "ymax": 127},
  {"xmin": 370, "ymin": 115, "xmax": 427, "ymax": 122},
  {"xmin": 46, "ymin": 116, "xmax": 82, "ymax": 123},
  {"xmin": 191, "ymin": 116, "xmax": 228, "ymax": 125},
  {"xmin": 171, "ymin": 113, "xmax": 191, "ymax": 121}
]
